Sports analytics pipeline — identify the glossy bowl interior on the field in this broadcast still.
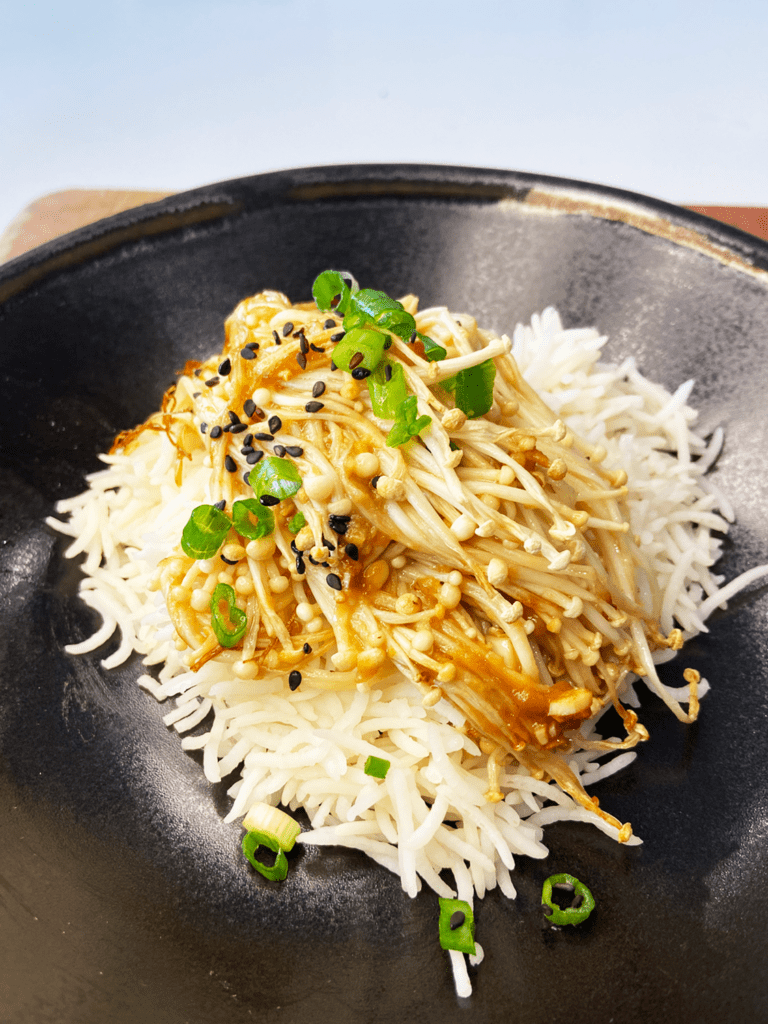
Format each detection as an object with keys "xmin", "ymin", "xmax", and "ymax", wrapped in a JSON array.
[{"xmin": 1, "ymin": 165, "xmax": 767, "ymax": 1024}]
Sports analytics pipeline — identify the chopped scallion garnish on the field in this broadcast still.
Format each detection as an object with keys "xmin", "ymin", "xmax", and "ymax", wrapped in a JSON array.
[
  {"xmin": 312, "ymin": 269, "xmax": 358, "ymax": 316},
  {"xmin": 248, "ymin": 456, "xmax": 303, "ymax": 503},
  {"xmin": 242, "ymin": 802, "xmax": 301, "ymax": 851},
  {"xmin": 541, "ymin": 873, "xmax": 595, "ymax": 926},
  {"xmin": 364, "ymin": 755, "xmax": 390, "ymax": 778},
  {"xmin": 232, "ymin": 498, "xmax": 275, "ymax": 540},
  {"xmin": 331, "ymin": 327, "xmax": 388, "ymax": 374},
  {"xmin": 367, "ymin": 359, "xmax": 408, "ymax": 419},
  {"xmin": 414, "ymin": 331, "xmax": 447, "ymax": 362},
  {"xmin": 210, "ymin": 582, "xmax": 247, "ymax": 648},
  {"xmin": 441, "ymin": 358, "xmax": 496, "ymax": 419},
  {"xmin": 386, "ymin": 395, "xmax": 432, "ymax": 447},
  {"xmin": 438, "ymin": 898, "xmax": 476, "ymax": 955},
  {"xmin": 288, "ymin": 511, "xmax": 307, "ymax": 534},
  {"xmin": 242, "ymin": 830, "xmax": 289, "ymax": 881},
  {"xmin": 180, "ymin": 504, "xmax": 231, "ymax": 559}
]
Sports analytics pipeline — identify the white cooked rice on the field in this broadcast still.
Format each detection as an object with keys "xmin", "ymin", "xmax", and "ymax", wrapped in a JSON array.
[{"xmin": 47, "ymin": 306, "xmax": 768, "ymax": 994}]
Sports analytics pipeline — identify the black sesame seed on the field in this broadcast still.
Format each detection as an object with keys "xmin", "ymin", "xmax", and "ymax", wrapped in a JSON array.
[
  {"xmin": 305, "ymin": 401, "xmax": 324, "ymax": 413},
  {"xmin": 324, "ymin": 319, "xmax": 336, "ymax": 329},
  {"xmin": 224, "ymin": 455, "xmax": 237, "ymax": 473},
  {"xmin": 268, "ymin": 415, "xmax": 282, "ymax": 434},
  {"xmin": 312, "ymin": 381, "xmax": 326, "ymax": 398},
  {"xmin": 194, "ymin": 368, "xmax": 203, "ymax": 377},
  {"xmin": 272, "ymin": 330, "xmax": 282, "ymax": 345},
  {"xmin": 330, "ymin": 361, "xmax": 338, "ymax": 371},
  {"xmin": 213, "ymin": 499, "xmax": 226, "ymax": 511},
  {"xmin": 310, "ymin": 343, "xmax": 325, "ymax": 353},
  {"xmin": 243, "ymin": 433, "xmax": 253, "ymax": 446},
  {"xmin": 329, "ymin": 515, "xmax": 350, "ymax": 535},
  {"xmin": 299, "ymin": 335, "xmax": 309, "ymax": 355},
  {"xmin": 289, "ymin": 670, "xmax": 302, "ymax": 691},
  {"xmin": 229, "ymin": 423, "xmax": 247, "ymax": 434},
  {"xmin": 243, "ymin": 471, "xmax": 251, "ymax": 483},
  {"xmin": 254, "ymin": 432, "xmax": 274, "ymax": 441},
  {"xmin": 344, "ymin": 543, "xmax": 359, "ymax": 561},
  {"xmin": 290, "ymin": 539, "xmax": 299, "ymax": 553},
  {"xmin": 326, "ymin": 573, "xmax": 343, "ymax": 591},
  {"xmin": 285, "ymin": 445, "xmax": 303, "ymax": 457},
  {"xmin": 222, "ymin": 424, "xmax": 232, "ymax": 433},
  {"xmin": 210, "ymin": 425, "xmax": 223, "ymax": 439},
  {"xmin": 220, "ymin": 554, "xmax": 238, "ymax": 565},
  {"xmin": 243, "ymin": 399, "xmax": 256, "ymax": 418},
  {"xmin": 246, "ymin": 341, "xmax": 259, "ymax": 351},
  {"xmin": 240, "ymin": 347, "xmax": 256, "ymax": 360},
  {"xmin": 295, "ymin": 553, "xmax": 305, "ymax": 574},
  {"xmin": 385, "ymin": 364, "xmax": 392, "ymax": 382},
  {"xmin": 228, "ymin": 410, "xmax": 241, "ymax": 425},
  {"xmin": 351, "ymin": 367, "xmax": 371, "ymax": 380},
  {"xmin": 205, "ymin": 376, "xmax": 220, "ymax": 387},
  {"xmin": 192, "ymin": 391, "xmax": 201, "ymax": 398},
  {"xmin": 273, "ymin": 444, "xmax": 286, "ymax": 458},
  {"xmin": 370, "ymin": 475, "xmax": 381, "ymax": 489},
  {"xmin": 321, "ymin": 534, "xmax": 336, "ymax": 551},
  {"xmin": 246, "ymin": 450, "xmax": 263, "ymax": 464},
  {"xmin": 308, "ymin": 555, "xmax": 320, "ymax": 566},
  {"xmin": 296, "ymin": 352, "xmax": 307, "ymax": 370},
  {"xmin": 349, "ymin": 352, "xmax": 364, "ymax": 369},
  {"xmin": 330, "ymin": 331, "xmax": 345, "ymax": 342},
  {"xmin": 303, "ymin": 642, "xmax": 312, "ymax": 654},
  {"xmin": 409, "ymin": 331, "xmax": 418, "ymax": 344},
  {"xmin": 240, "ymin": 445, "xmax": 254, "ymax": 455},
  {"xmin": 260, "ymin": 495, "xmax": 280, "ymax": 506},
  {"xmin": 449, "ymin": 911, "xmax": 465, "ymax": 930},
  {"xmin": 282, "ymin": 322, "xmax": 294, "ymax": 337},
  {"xmin": 218, "ymin": 358, "xmax": 231, "ymax": 376},
  {"xmin": 200, "ymin": 422, "xmax": 208, "ymax": 434}
]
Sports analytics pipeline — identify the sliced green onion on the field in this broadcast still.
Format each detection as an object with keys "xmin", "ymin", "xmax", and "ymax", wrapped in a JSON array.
[
  {"xmin": 541, "ymin": 873, "xmax": 595, "ymax": 926},
  {"xmin": 248, "ymin": 455, "xmax": 303, "ymax": 503},
  {"xmin": 312, "ymin": 269, "xmax": 358, "ymax": 315},
  {"xmin": 375, "ymin": 307, "xmax": 416, "ymax": 340},
  {"xmin": 242, "ymin": 802, "xmax": 301, "ymax": 851},
  {"xmin": 414, "ymin": 331, "xmax": 447, "ymax": 362},
  {"xmin": 210, "ymin": 583, "xmax": 247, "ymax": 648},
  {"xmin": 438, "ymin": 898, "xmax": 476, "ymax": 955},
  {"xmin": 288, "ymin": 511, "xmax": 306, "ymax": 534},
  {"xmin": 180, "ymin": 504, "xmax": 232, "ymax": 559},
  {"xmin": 364, "ymin": 755, "xmax": 390, "ymax": 779},
  {"xmin": 386, "ymin": 395, "xmax": 432, "ymax": 447},
  {"xmin": 441, "ymin": 358, "xmax": 496, "ymax": 419},
  {"xmin": 348, "ymin": 288, "xmax": 402, "ymax": 322},
  {"xmin": 332, "ymin": 327, "xmax": 388, "ymax": 374},
  {"xmin": 232, "ymin": 498, "xmax": 275, "ymax": 540},
  {"xmin": 242, "ymin": 830, "xmax": 288, "ymax": 881},
  {"xmin": 367, "ymin": 359, "xmax": 408, "ymax": 419}
]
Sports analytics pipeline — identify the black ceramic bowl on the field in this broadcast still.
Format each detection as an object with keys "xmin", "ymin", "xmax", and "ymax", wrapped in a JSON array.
[{"xmin": 1, "ymin": 165, "xmax": 767, "ymax": 1024}]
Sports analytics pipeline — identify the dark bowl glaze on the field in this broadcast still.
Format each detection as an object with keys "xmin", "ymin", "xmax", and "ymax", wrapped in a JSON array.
[{"xmin": 1, "ymin": 165, "xmax": 767, "ymax": 1024}]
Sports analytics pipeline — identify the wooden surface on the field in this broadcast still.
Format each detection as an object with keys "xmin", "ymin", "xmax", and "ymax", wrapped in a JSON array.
[{"xmin": 1, "ymin": 190, "xmax": 768, "ymax": 265}]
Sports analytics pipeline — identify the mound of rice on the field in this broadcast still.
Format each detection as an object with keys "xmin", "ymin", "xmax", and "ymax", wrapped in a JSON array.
[{"xmin": 47, "ymin": 306, "xmax": 768, "ymax": 998}]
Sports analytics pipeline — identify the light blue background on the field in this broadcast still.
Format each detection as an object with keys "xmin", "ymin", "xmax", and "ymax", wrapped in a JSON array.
[{"xmin": 3, "ymin": 0, "xmax": 768, "ymax": 233}]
